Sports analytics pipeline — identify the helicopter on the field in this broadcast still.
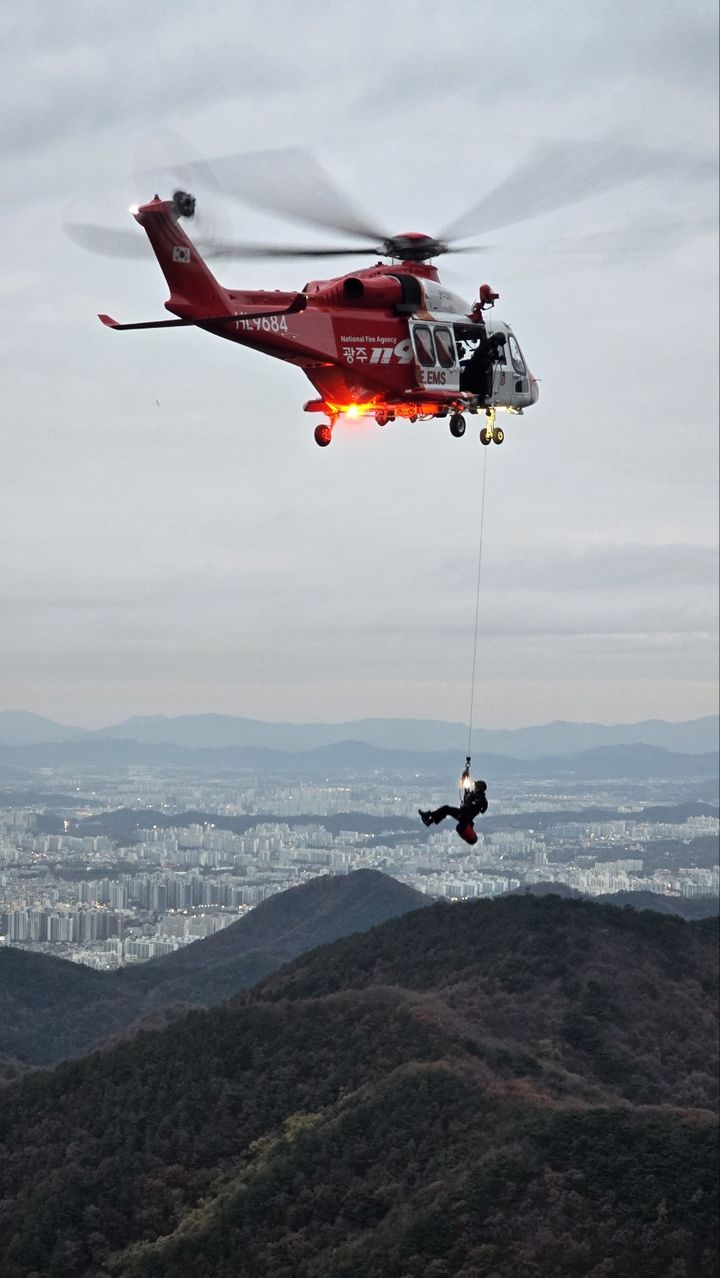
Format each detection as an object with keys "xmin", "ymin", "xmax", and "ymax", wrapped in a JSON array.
[
  {"xmin": 95, "ymin": 193, "xmax": 534, "ymax": 448},
  {"xmin": 66, "ymin": 140, "xmax": 678, "ymax": 447}
]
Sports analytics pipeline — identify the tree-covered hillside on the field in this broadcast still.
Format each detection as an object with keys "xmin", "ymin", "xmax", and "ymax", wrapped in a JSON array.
[
  {"xmin": 0, "ymin": 870, "xmax": 429, "ymax": 1065},
  {"xmin": 115, "ymin": 1070, "xmax": 717, "ymax": 1278},
  {"xmin": 0, "ymin": 895, "xmax": 716, "ymax": 1277},
  {"xmin": 252, "ymin": 893, "xmax": 719, "ymax": 1108}
]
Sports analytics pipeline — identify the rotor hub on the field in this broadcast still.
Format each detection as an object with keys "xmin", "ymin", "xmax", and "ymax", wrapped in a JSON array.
[{"xmin": 382, "ymin": 232, "xmax": 448, "ymax": 262}]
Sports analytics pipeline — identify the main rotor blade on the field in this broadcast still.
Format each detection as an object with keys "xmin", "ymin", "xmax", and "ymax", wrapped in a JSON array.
[
  {"xmin": 170, "ymin": 146, "xmax": 390, "ymax": 243},
  {"xmin": 442, "ymin": 244, "xmax": 491, "ymax": 254},
  {"xmin": 204, "ymin": 240, "xmax": 382, "ymax": 259},
  {"xmin": 64, "ymin": 223, "xmax": 149, "ymax": 258},
  {"xmin": 485, "ymin": 215, "xmax": 719, "ymax": 261},
  {"xmin": 541, "ymin": 214, "xmax": 718, "ymax": 255},
  {"xmin": 64, "ymin": 221, "xmax": 233, "ymax": 261},
  {"xmin": 64, "ymin": 220, "xmax": 381, "ymax": 263},
  {"xmin": 440, "ymin": 139, "xmax": 680, "ymax": 242}
]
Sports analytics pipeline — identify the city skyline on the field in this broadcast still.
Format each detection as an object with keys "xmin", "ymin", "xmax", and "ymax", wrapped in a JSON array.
[{"xmin": 3, "ymin": 754, "xmax": 717, "ymax": 972}]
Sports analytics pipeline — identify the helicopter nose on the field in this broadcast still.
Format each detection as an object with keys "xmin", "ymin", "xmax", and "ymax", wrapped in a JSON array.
[{"xmin": 529, "ymin": 374, "xmax": 540, "ymax": 404}]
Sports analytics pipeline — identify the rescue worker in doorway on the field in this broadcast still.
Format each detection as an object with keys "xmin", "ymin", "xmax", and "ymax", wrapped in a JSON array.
[
  {"xmin": 456, "ymin": 281, "xmax": 505, "ymax": 399},
  {"xmin": 459, "ymin": 331, "xmax": 506, "ymax": 399},
  {"xmin": 419, "ymin": 779, "xmax": 488, "ymax": 846}
]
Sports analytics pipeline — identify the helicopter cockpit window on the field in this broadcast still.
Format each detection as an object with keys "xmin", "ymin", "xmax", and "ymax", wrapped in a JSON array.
[
  {"xmin": 413, "ymin": 325, "xmax": 435, "ymax": 367},
  {"xmin": 434, "ymin": 327, "xmax": 455, "ymax": 368},
  {"xmin": 507, "ymin": 333, "xmax": 526, "ymax": 375}
]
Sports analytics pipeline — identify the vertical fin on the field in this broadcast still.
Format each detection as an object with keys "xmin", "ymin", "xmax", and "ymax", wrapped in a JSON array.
[{"xmin": 133, "ymin": 199, "xmax": 230, "ymax": 317}]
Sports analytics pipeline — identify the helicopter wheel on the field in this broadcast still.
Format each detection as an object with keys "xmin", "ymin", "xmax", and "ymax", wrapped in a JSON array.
[
  {"xmin": 479, "ymin": 427, "xmax": 493, "ymax": 445},
  {"xmin": 449, "ymin": 413, "xmax": 466, "ymax": 438},
  {"xmin": 375, "ymin": 411, "xmax": 389, "ymax": 427},
  {"xmin": 314, "ymin": 423, "xmax": 333, "ymax": 447},
  {"xmin": 492, "ymin": 426, "xmax": 505, "ymax": 445}
]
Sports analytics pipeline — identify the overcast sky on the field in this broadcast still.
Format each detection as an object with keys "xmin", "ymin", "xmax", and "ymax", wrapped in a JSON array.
[{"xmin": 1, "ymin": 0, "xmax": 718, "ymax": 730}]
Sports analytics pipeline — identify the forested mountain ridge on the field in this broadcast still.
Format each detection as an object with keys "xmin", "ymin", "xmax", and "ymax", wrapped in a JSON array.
[
  {"xmin": 115, "ymin": 1071, "xmax": 717, "ymax": 1278},
  {"xmin": 0, "ymin": 895, "xmax": 716, "ymax": 1278},
  {"xmin": 123, "ymin": 866, "xmax": 429, "ymax": 986},
  {"xmin": 0, "ymin": 870, "xmax": 429, "ymax": 1065},
  {"xmin": 0, "ymin": 946, "xmax": 140, "ymax": 1067},
  {"xmin": 248, "ymin": 893, "xmax": 719, "ymax": 1108}
]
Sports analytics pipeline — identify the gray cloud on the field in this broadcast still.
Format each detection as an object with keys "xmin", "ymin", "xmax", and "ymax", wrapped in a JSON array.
[{"xmin": 1, "ymin": 0, "xmax": 717, "ymax": 727}]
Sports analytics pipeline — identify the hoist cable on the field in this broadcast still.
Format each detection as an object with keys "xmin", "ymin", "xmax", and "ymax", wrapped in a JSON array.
[{"xmin": 466, "ymin": 444, "xmax": 489, "ymax": 758}]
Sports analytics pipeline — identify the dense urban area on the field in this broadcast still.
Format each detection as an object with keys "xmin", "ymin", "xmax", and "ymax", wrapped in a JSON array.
[{"xmin": 2, "ymin": 761, "xmax": 718, "ymax": 969}]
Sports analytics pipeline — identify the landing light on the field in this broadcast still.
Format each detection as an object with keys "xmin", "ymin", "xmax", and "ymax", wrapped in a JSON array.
[{"xmin": 346, "ymin": 405, "xmax": 360, "ymax": 418}]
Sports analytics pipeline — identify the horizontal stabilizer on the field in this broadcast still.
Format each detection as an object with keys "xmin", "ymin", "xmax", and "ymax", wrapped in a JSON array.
[
  {"xmin": 99, "ymin": 314, "xmax": 189, "ymax": 330},
  {"xmin": 98, "ymin": 294, "xmax": 307, "ymax": 332}
]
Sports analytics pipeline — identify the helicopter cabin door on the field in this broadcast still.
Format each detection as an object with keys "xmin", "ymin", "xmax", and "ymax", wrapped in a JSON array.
[
  {"xmin": 487, "ymin": 323, "xmax": 511, "ymax": 406},
  {"xmin": 505, "ymin": 330, "xmax": 530, "ymax": 407},
  {"xmin": 409, "ymin": 321, "xmax": 460, "ymax": 393}
]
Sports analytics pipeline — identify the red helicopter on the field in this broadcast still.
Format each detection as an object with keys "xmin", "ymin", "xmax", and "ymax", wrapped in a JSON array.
[{"xmin": 66, "ymin": 142, "xmax": 670, "ymax": 447}]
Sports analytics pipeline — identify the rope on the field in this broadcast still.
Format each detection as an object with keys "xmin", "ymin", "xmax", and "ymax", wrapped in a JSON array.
[{"xmin": 466, "ymin": 444, "xmax": 489, "ymax": 758}]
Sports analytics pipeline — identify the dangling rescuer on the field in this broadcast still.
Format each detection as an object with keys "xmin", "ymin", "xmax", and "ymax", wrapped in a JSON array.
[{"xmin": 419, "ymin": 762, "xmax": 489, "ymax": 846}]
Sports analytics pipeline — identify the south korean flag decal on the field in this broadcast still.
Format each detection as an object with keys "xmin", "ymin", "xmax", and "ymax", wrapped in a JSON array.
[{"xmin": 172, "ymin": 246, "xmax": 191, "ymax": 263}]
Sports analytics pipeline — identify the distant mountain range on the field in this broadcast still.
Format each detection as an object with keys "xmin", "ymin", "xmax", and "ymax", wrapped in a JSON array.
[
  {"xmin": 0, "ymin": 709, "xmax": 717, "ymax": 756},
  {"xmin": 0, "ymin": 734, "xmax": 717, "ymax": 781}
]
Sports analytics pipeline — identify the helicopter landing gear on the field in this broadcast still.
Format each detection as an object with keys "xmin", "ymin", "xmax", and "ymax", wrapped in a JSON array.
[
  {"xmin": 314, "ymin": 423, "xmax": 333, "ymax": 447},
  {"xmin": 480, "ymin": 407, "xmax": 504, "ymax": 445},
  {"xmin": 375, "ymin": 410, "xmax": 389, "ymax": 427},
  {"xmin": 480, "ymin": 424, "xmax": 504, "ymax": 445},
  {"xmin": 449, "ymin": 413, "xmax": 466, "ymax": 438}
]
